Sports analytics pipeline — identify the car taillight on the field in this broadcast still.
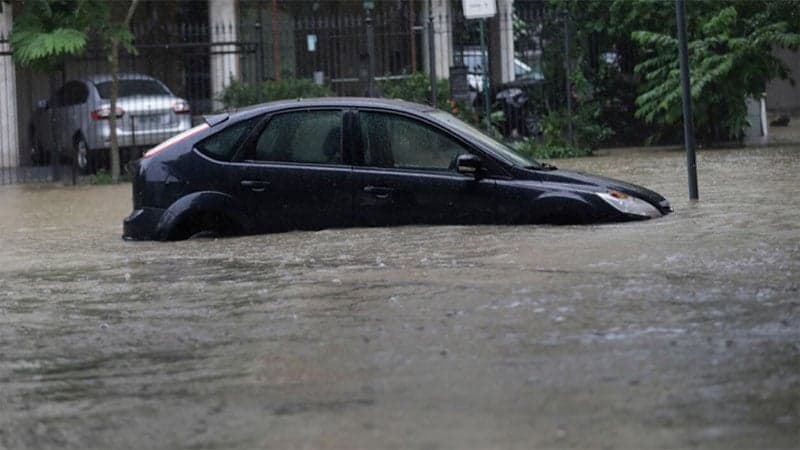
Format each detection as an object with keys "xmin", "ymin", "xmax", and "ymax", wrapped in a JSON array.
[
  {"xmin": 172, "ymin": 101, "xmax": 191, "ymax": 114},
  {"xmin": 91, "ymin": 107, "xmax": 124, "ymax": 121}
]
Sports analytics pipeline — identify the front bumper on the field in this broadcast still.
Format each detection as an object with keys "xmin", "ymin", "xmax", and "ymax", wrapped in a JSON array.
[{"xmin": 122, "ymin": 207, "xmax": 165, "ymax": 240}]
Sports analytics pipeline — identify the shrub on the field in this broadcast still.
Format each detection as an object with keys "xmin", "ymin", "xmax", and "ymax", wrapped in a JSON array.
[
  {"xmin": 379, "ymin": 72, "xmax": 451, "ymax": 107},
  {"xmin": 513, "ymin": 139, "xmax": 592, "ymax": 160},
  {"xmin": 89, "ymin": 169, "xmax": 113, "ymax": 185},
  {"xmin": 218, "ymin": 75, "xmax": 333, "ymax": 109}
]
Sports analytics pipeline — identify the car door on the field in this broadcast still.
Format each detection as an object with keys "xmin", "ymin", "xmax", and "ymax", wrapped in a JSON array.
[
  {"xmin": 233, "ymin": 108, "xmax": 356, "ymax": 233},
  {"xmin": 352, "ymin": 110, "xmax": 496, "ymax": 227}
]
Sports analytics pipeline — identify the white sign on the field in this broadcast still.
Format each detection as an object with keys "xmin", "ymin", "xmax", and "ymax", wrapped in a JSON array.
[
  {"xmin": 307, "ymin": 34, "xmax": 317, "ymax": 52},
  {"xmin": 462, "ymin": 0, "xmax": 496, "ymax": 19}
]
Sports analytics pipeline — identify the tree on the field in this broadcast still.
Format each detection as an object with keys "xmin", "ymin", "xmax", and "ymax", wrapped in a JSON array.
[
  {"xmin": 11, "ymin": 0, "xmax": 139, "ymax": 181},
  {"xmin": 9, "ymin": 0, "xmax": 98, "ymax": 72},
  {"xmin": 99, "ymin": 0, "xmax": 139, "ymax": 183},
  {"xmin": 632, "ymin": 2, "xmax": 800, "ymax": 142},
  {"xmin": 546, "ymin": 0, "xmax": 800, "ymax": 144}
]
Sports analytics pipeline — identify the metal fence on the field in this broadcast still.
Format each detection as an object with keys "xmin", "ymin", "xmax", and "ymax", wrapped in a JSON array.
[
  {"xmin": 1, "ymin": 9, "xmax": 427, "ymax": 185},
  {"xmin": 0, "ymin": 2, "xmax": 591, "ymax": 185}
]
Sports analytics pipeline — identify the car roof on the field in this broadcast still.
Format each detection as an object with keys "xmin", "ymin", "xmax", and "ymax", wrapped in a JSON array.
[
  {"xmin": 79, "ymin": 73, "xmax": 158, "ymax": 84},
  {"xmin": 212, "ymin": 97, "xmax": 438, "ymax": 124}
]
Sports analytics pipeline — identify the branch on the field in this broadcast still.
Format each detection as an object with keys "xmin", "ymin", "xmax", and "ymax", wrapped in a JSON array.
[{"xmin": 123, "ymin": 0, "xmax": 140, "ymax": 28}]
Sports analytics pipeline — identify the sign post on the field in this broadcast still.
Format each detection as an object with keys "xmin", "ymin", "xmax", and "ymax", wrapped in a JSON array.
[
  {"xmin": 462, "ymin": 1, "xmax": 496, "ymax": 131},
  {"xmin": 675, "ymin": 0, "xmax": 699, "ymax": 200}
]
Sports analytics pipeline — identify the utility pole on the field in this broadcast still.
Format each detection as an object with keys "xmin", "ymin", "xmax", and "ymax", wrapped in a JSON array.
[{"xmin": 675, "ymin": 0, "xmax": 699, "ymax": 200}]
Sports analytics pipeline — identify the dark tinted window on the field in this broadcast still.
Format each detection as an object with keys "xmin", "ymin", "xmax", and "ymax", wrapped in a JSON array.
[
  {"xmin": 62, "ymin": 82, "xmax": 89, "ymax": 106},
  {"xmin": 51, "ymin": 87, "xmax": 66, "ymax": 108},
  {"xmin": 359, "ymin": 111, "xmax": 467, "ymax": 170},
  {"xmin": 95, "ymin": 79, "xmax": 171, "ymax": 99},
  {"xmin": 253, "ymin": 110, "xmax": 342, "ymax": 165},
  {"xmin": 196, "ymin": 117, "xmax": 260, "ymax": 161}
]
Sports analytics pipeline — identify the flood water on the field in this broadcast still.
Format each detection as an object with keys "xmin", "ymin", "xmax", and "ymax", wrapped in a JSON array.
[{"xmin": 1, "ymin": 146, "xmax": 798, "ymax": 449}]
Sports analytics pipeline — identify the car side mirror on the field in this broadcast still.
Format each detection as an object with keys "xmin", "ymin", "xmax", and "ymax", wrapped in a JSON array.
[
  {"xmin": 456, "ymin": 153, "xmax": 482, "ymax": 177},
  {"xmin": 35, "ymin": 99, "xmax": 49, "ymax": 110}
]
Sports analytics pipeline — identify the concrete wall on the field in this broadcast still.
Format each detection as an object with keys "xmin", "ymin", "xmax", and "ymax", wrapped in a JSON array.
[
  {"xmin": 489, "ymin": 0, "xmax": 515, "ymax": 84},
  {"xmin": 766, "ymin": 49, "xmax": 800, "ymax": 115},
  {"xmin": 209, "ymin": 0, "xmax": 241, "ymax": 110},
  {"xmin": 423, "ymin": 0, "xmax": 454, "ymax": 80},
  {"xmin": 1, "ymin": 2, "xmax": 19, "ymax": 168}
]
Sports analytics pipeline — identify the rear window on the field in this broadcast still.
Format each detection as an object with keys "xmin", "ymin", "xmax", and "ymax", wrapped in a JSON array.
[
  {"xmin": 195, "ymin": 117, "xmax": 261, "ymax": 161},
  {"xmin": 95, "ymin": 79, "xmax": 171, "ymax": 99}
]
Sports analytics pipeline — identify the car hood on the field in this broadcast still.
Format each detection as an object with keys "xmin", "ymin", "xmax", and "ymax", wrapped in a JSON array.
[{"xmin": 519, "ymin": 168, "xmax": 672, "ymax": 213}]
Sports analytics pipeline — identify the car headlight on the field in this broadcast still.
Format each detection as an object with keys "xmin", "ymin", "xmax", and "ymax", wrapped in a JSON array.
[{"xmin": 596, "ymin": 190, "xmax": 661, "ymax": 218}]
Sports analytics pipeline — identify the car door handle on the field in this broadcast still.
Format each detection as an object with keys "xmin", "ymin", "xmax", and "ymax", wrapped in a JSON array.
[
  {"xmin": 363, "ymin": 185, "xmax": 394, "ymax": 199},
  {"xmin": 241, "ymin": 180, "xmax": 270, "ymax": 192}
]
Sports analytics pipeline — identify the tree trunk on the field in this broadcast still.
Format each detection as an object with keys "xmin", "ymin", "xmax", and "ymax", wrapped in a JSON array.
[
  {"xmin": 108, "ymin": 41, "xmax": 121, "ymax": 182},
  {"xmin": 107, "ymin": 0, "xmax": 140, "ymax": 183}
]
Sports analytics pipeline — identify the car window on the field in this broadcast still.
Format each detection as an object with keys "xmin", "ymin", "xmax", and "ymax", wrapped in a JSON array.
[
  {"xmin": 95, "ymin": 79, "xmax": 171, "ymax": 99},
  {"xmin": 196, "ymin": 116, "xmax": 261, "ymax": 161},
  {"xmin": 359, "ymin": 111, "xmax": 468, "ymax": 171},
  {"xmin": 253, "ymin": 110, "xmax": 342, "ymax": 165},
  {"xmin": 62, "ymin": 82, "xmax": 89, "ymax": 106},
  {"xmin": 51, "ymin": 87, "xmax": 66, "ymax": 108}
]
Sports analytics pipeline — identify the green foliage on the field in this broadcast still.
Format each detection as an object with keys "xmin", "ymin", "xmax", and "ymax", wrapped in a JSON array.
[
  {"xmin": 555, "ymin": 0, "xmax": 800, "ymax": 143},
  {"xmin": 9, "ymin": 0, "xmax": 106, "ymax": 71},
  {"xmin": 89, "ymin": 169, "xmax": 113, "ymax": 185},
  {"xmin": 632, "ymin": 4, "xmax": 800, "ymax": 142},
  {"xmin": 218, "ymin": 75, "xmax": 334, "ymax": 109},
  {"xmin": 512, "ymin": 139, "xmax": 592, "ymax": 160},
  {"xmin": 536, "ymin": 69, "xmax": 614, "ymax": 150},
  {"xmin": 11, "ymin": 28, "xmax": 87, "ymax": 69},
  {"xmin": 379, "ymin": 72, "xmax": 451, "ymax": 107},
  {"xmin": 10, "ymin": 0, "xmax": 140, "ymax": 73},
  {"xmin": 540, "ymin": 0, "xmax": 800, "ymax": 144}
]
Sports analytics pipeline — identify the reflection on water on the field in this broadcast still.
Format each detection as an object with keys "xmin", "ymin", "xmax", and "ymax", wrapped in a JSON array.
[{"xmin": 1, "ymin": 146, "xmax": 798, "ymax": 449}]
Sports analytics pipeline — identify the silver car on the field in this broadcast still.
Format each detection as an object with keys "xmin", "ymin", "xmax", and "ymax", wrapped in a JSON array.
[{"xmin": 30, "ymin": 73, "xmax": 192, "ymax": 172}]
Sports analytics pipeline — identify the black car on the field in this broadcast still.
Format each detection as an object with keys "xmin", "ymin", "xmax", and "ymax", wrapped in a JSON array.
[{"xmin": 123, "ymin": 98, "xmax": 671, "ymax": 241}]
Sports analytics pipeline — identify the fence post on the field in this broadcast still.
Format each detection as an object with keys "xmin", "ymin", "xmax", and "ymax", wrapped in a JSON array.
[
  {"xmin": 428, "ymin": 0, "xmax": 437, "ymax": 107},
  {"xmin": 562, "ymin": 9, "xmax": 574, "ymax": 147},
  {"xmin": 256, "ymin": 7, "xmax": 265, "ymax": 103},
  {"xmin": 479, "ymin": 18, "xmax": 490, "ymax": 130},
  {"xmin": 366, "ymin": 5, "xmax": 376, "ymax": 97}
]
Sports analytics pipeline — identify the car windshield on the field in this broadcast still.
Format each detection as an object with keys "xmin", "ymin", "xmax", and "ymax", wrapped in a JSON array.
[
  {"xmin": 95, "ymin": 79, "xmax": 171, "ymax": 99},
  {"xmin": 429, "ymin": 111, "xmax": 542, "ymax": 169}
]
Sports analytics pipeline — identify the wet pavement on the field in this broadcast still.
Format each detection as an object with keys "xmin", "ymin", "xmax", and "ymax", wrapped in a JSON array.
[{"xmin": 0, "ymin": 145, "xmax": 798, "ymax": 449}]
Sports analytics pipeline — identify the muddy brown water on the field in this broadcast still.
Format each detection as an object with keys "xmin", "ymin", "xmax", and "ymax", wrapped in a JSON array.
[{"xmin": 0, "ymin": 146, "xmax": 798, "ymax": 449}]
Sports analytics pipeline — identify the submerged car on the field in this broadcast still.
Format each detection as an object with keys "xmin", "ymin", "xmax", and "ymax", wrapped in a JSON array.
[
  {"xmin": 30, "ymin": 73, "xmax": 192, "ymax": 172},
  {"xmin": 123, "ymin": 98, "xmax": 671, "ymax": 241}
]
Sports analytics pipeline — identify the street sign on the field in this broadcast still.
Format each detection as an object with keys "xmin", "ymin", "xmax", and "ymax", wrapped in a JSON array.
[{"xmin": 462, "ymin": 0, "xmax": 496, "ymax": 19}]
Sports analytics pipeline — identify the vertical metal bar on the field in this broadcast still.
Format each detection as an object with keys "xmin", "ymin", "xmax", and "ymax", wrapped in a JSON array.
[
  {"xmin": 272, "ymin": 0, "xmax": 281, "ymax": 81},
  {"xmin": 428, "ymin": 1, "xmax": 436, "ymax": 107},
  {"xmin": 676, "ymin": 0, "xmax": 699, "ymax": 200},
  {"xmin": 480, "ymin": 19, "xmax": 490, "ymax": 130},
  {"xmin": 410, "ymin": 0, "xmax": 417, "ymax": 73},
  {"xmin": 366, "ymin": 8, "xmax": 376, "ymax": 97},
  {"xmin": 256, "ymin": 7, "xmax": 265, "ymax": 102},
  {"xmin": 563, "ymin": 10, "xmax": 574, "ymax": 146}
]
